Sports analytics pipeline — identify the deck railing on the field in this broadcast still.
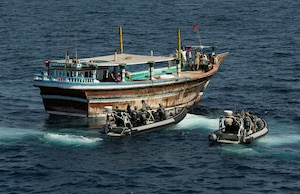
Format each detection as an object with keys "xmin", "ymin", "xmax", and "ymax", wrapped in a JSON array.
[{"xmin": 34, "ymin": 73, "xmax": 98, "ymax": 83}]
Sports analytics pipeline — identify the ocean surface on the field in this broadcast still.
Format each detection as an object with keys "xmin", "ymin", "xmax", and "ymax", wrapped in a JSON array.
[{"xmin": 0, "ymin": 0, "xmax": 299, "ymax": 193}]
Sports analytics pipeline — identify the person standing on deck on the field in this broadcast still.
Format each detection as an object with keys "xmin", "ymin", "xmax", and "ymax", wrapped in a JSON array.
[{"xmin": 194, "ymin": 51, "xmax": 201, "ymax": 70}]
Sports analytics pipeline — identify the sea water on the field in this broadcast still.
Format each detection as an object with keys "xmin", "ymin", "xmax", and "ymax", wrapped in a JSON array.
[{"xmin": 0, "ymin": 0, "xmax": 299, "ymax": 193}]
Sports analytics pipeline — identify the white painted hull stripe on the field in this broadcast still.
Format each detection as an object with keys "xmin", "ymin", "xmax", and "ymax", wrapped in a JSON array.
[{"xmin": 42, "ymin": 95, "xmax": 88, "ymax": 103}]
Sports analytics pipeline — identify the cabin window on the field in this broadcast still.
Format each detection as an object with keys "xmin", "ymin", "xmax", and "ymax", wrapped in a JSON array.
[{"xmin": 97, "ymin": 70, "xmax": 105, "ymax": 81}]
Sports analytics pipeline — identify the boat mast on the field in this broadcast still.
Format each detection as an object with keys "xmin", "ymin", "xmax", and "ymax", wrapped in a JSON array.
[
  {"xmin": 177, "ymin": 28, "xmax": 181, "ymax": 75},
  {"xmin": 74, "ymin": 38, "xmax": 78, "ymax": 62},
  {"xmin": 65, "ymin": 49, "xmax": 69, "ymax": 76},
  {"xmin": 119, "ymin": 26, "xmax": 123, "ymax": 54},
  {"xmin": 65, "ymin": 25, "xmax": 70, "ymax": 75}
]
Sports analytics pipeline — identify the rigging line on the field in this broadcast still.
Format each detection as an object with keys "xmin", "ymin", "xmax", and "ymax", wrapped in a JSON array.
[
  {"xmin": 74, "ymin": 34, "xmax": 78, "ymax": 60},
  {"xmin": 65, "ymin": 23, "xmax": 70, "ymax": 51},
  {"xmin": 196, "ymin": 29, "xmax": 202, "ymax": 48}
]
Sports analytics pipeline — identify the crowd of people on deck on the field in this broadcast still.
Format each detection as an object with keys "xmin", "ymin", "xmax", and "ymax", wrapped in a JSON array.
[
  {"xmin": 177, "ymin": 46, "xmax": 217, "ymax": 71},
  {"xmin": 106, "ymin": 46, "xmax": 218, "ymax": 83}
]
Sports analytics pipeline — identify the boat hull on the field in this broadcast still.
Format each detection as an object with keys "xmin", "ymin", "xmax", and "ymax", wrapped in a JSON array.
[{"xmin": 37, "ymin": 76, "xmax": 209, "ymax": 117}]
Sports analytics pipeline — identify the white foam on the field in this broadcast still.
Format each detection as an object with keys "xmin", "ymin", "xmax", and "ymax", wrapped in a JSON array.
[
  {"xmin": 221, "ymin": 145, "xmax": 258, "ymax": 155},
  {"xmin": 257, "ymin": 134, "xmax": 300, "ymax": 146},
  {"xmin": 44, "ymin": 133, "xmax": 102, "ymax": 146},
  {"xmin": 174, "ymin": 113, "xmax": 219, "ymax": 131},
  {"xmin": 0, "ymin": 126, "xmax": 103, "ymax": 147}
]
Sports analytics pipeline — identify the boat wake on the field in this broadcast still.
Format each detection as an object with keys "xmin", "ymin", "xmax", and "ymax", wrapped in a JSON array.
[
  {"xmin": 0, "ymin": 127, "xmax": 103, "ymax": 148},
  {"xmin": 218, "ymin": 135, "xmax": 300, "ymax": 161},
  {"xmin": 258, "ymin": 135, "xmax": 300, "ymax": 146},
  {"xmin": 173, "ymin": 113, "xmax": 219, "ymax": 131},
  {"xmin": 44, "ymin": 133, "xmax": 102, "ymax": 147},
  {"xmin": 0, "ymin": 127, "xmax": 43, "ymax": 142},
  {"xmin": 219, "ymin": 146, "xmax": 258, "ymax": 156}
]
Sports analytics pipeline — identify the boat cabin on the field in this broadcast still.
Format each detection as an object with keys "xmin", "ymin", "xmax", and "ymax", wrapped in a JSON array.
[
  {"xmin": 34, "ymin": 45, "xmax": 218, "ymax": 85},
  {"xmin": 34, "ymin": 51, "xmax": 180, "ymax": 84}
]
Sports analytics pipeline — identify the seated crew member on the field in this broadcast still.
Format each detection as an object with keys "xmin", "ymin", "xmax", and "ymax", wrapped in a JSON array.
[
  {"xmin": 157, "ymin": 103, "xmax": 166, "ymax": 121},
  {"xmin": 224, "ymin": 116, "xmax": 234, "ymax": 133},
  {"xmin": 141, "ymin": 100, "xmax": 151, "ymax": 110}
]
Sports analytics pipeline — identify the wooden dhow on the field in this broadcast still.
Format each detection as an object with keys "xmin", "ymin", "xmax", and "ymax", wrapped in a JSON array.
[{"xmin": 33, "ymin": 27, "xmax": 228, "ymax": 117}]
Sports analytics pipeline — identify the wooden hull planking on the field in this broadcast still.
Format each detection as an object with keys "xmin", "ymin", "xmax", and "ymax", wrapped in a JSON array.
[{"xmin": 39, "ymin": 76, "xmax": 209, "ymax": 117}]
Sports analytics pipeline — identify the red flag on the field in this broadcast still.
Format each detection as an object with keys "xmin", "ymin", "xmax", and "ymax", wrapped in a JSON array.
[{"xmin": 193, "ymin": 24, "xmax": 198, "ymax": 31}]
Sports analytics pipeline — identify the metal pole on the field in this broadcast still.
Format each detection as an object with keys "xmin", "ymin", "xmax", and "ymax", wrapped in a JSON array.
[
  {"xmin": 148, "ymin": 61, "xmax": 154, "ymax": 80},
  {"xmin": 177, "ymin": 28, "xmax": 181, "ymax": 75},
  {"xmin": 119, "ymin": 26, "xmax": 123, "ymax": 54}
]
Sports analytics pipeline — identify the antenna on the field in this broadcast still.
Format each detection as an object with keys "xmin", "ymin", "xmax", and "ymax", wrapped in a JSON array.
[{"xmin": 197, "ymin": 29, "xmax": 202, "ymax": 47}]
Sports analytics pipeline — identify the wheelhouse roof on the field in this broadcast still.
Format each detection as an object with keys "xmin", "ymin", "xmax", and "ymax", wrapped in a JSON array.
[{"xmin": 51, "ymin": 53, "xmax": 175, "ymax": 67}]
